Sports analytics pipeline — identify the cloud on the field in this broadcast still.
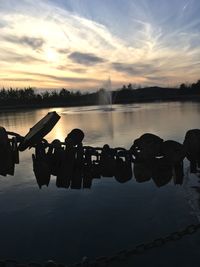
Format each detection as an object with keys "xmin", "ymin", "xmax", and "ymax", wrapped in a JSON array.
[
  {"xmin": 70, "ymin": 68, "xmax": 87, "ymax": 73},
  {"xmin": 112, "ymin": 62, "xmax": 158, "ymax": 76},
  {"xmin": 4, "ymin": 35, "xmax": 45, "ymax": 50},
  {"xmin": 57, "ymin": 48, "xmax": 70, "ymax": 54},
  {"xmin": 68, "ymin": 51, "xmax": 106, "ymax": 65},
  {"xmin": 1, "ymin": 77, "xmax": 37, "ymax": 82},
  {"xmin": 9, "ymin": 55, "xmax": 43, "ymax": 63},
  {"xmin": 0, "ymin": 50, "xmax": 45, "ymax": 63},
  {"xmin": 57, "ymin": 65, "xmax": 87, "ymax": 73},
  {"xmin": 112, "ymin": 62, "xmax": 138, "ymax": 75},
  {"xmin": 10, "ymin": 71, "xmax": 102, "ymax": 84},
  {"xmin": 0, "ymin": 18, "xmax": 7, "ymax": 28}
]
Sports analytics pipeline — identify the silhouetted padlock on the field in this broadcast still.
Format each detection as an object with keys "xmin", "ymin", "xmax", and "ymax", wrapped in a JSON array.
[
  {"xmin": 0, "ymin": 127, "xmax": 15, "ymax": 176},
  {"xmin": 71, "ymin": 143, "xmax": 84, "ymax": 189},
  {"xmin": 19, "ymin": 111, "xmax": 60, "ymax": 151},
  {"xmin": 32, "ymin": 142, "xmax": 51, "ymax": 189},
  {"xmin": 11, "ymin": 137, "xmax": 19, "ymax": 164},
  {"xmin": 47, "ymin": 139, "xmax": 63, "ymax": 176},
  {"xmin": 100, "ymin": 144, "xmax": 116, "ymax": 177}
]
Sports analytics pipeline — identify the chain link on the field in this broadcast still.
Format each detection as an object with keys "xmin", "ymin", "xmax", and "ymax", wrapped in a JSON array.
[
  {"xmin": 67, "ymin": 222, "xmax": 200, "ymax": 266},
  {"xmin": 0, "ymin": 223, "xmax": 199, "ymax": 267}
]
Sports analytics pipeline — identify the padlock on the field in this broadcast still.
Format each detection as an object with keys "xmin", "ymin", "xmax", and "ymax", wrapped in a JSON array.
[
  {"xmin": 32, "ymin": 142, "xmax": 51, "ymax": 188},
  {"xmin": 91, "ymin": 149, "xmax": 101, "ymax": 179},
  {"xmin": 82, "ymin": 148, "xmax": 93, "ymax": 188},
  {"xmin": 65, "ymin": 128, "xmax": 84, "ymax": 146},
  {"xmin": 99, "ymin": 144, "xmax": 116, "ymax": 177},
  {"xmin": 5, "ymin": 139, "xmax": 15, "ymax": 176},
  {"xmin": 130, "ymin": 133, "xmax": 163, "ymax": 162},
  {"xmin": 71, "ymin": 143, "xmax": 84, "ymax": 189},
  {"xmin": 11, "ymin": 137, "xmax": 20, "ymax": 164},
  {"xmin": 19, "ymin": 111, "xmax": 60, "ymax": 151},
  {"xmin": 0, "ymin": 127, "xmax": 15, "ymax": 176},
  {"xmin": 0, "ymin": 127, "xmax": 9, "ymax": 176},
  {"xmin": 56, "ymin": 139, "xmax": 76, "ymax": 188},
  {"xmin": 47, "ymin": 139, "xmax": 62, "ymax": 176}
]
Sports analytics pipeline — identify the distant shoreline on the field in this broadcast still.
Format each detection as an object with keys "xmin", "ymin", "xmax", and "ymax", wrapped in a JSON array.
[
  {"xmin": 1, "ymin": 81, "xmax": 200, "ymax": 112},
  {"xmin": 0, "ymin": 95, "xmax": 200, "ymax": 112}
]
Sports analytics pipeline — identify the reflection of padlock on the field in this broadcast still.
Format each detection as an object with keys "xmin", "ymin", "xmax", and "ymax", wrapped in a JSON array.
[
  {"xmin": 115, "ymin": 150, "xmax": 132, "ymax": 183},
  {"xmin": 91, "ymin": 160, "xmax": 101, "ymax": 179},
  {"xmin": 19, "ymin": 111, "xmax": 60, "ymax": 151},
  {"xmin": 173, "ymin": 162, "xmax": 184, "ymax": 185},
  {"xmin": 133, "ymin": 162, "xmax": 152, "ymax": 183},
  {"xmin": 152, "ymin": 158, "xmax": 172, "ymax": 187},
  {"xmin": 82, "ymin": 176, "xmax": 92, "ymax": 188}
]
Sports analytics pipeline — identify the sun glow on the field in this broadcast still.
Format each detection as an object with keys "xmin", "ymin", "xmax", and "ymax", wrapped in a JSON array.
[{"xmin": 45, "ymin": 48, "xmax": 59, "ymax": 63}]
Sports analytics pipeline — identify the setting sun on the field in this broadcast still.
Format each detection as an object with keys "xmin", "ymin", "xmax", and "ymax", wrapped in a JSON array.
[{"xmin": 45, "ymin": 48, "xmax": 59, "ymax": 63}]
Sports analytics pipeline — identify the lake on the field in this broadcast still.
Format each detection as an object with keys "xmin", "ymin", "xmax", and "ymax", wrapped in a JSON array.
[{"xmin": 0, "ymin": 102, "xmax": 200, "ymax": 267}]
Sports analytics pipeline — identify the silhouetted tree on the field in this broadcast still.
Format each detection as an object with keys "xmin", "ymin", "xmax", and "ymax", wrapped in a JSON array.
[
  {"xmin": 59, "ymin": 88, "xmax": 71, "ymax": 97},
  {"xmin": 180, "ymin": 83, "xmax": 187, "ymax": 90},
  {"xmin": 0, "ymin": 78, "xmax": 200, "ymax": 108},
  {"xmin": 127, "ymin": 83, "xmax": 133, "ymax": 90}
]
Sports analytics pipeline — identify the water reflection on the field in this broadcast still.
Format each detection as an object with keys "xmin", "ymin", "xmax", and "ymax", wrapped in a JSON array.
[
  {"xmin": 1, "ymin": 102, "xmax": 200, "ymax": 264},
  {"xmin": 1, "ymin": 102, "xmax": 200, "ymax": 147}
]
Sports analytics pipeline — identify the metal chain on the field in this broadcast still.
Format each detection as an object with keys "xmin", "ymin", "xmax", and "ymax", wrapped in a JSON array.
[
  {"xmin": 0, "ymin": 223, "xmax": 200, "ymax": 267},
  {"xmin": 68, "ymin": 223, "xmax": 200, "ymax": 266}
]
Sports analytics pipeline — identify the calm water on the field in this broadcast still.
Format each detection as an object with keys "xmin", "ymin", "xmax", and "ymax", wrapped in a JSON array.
[{"xmin": 0, "ymin": 102, "xmax": 200, "ymax": 266}]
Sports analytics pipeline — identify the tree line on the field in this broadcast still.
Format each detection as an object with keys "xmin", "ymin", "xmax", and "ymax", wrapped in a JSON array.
[{"xmin": 0, "ymin": 79, "xmax": 200, "ymax": 108}]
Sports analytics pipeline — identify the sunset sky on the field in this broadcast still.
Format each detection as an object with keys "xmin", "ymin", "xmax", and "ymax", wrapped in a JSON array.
[{"xmin": 0, "ymin": 0, "xmax": 200, "ymax": 90}]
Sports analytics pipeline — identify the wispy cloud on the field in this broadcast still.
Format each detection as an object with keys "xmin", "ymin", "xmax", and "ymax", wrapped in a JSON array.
[
  {"xmin": 0, "ymin": 49, "xmax": 45, "ymax": 63},
  {"xmin": 57, "ymin": 48, "xmax": 70, "ymax": 54},
  {"xmin": 3, "ymin": 35, "xmax": 45, "ymax": 50},
  {"xmin": 69, "ymin": 52, "xmax": 106, "ymax": 65},
  {"xmin": 2, "ymin": 71, "xmax": 102, "ymax": 83},
  {"xmin": 112, "ymin": 62, "xmax": 158, "ymax": 76}
]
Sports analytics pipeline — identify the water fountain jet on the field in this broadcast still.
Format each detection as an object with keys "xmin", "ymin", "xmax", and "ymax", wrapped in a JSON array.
[{"xmin": 98, "ymin": 77, "xmax": 114, "ymax": 112}]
